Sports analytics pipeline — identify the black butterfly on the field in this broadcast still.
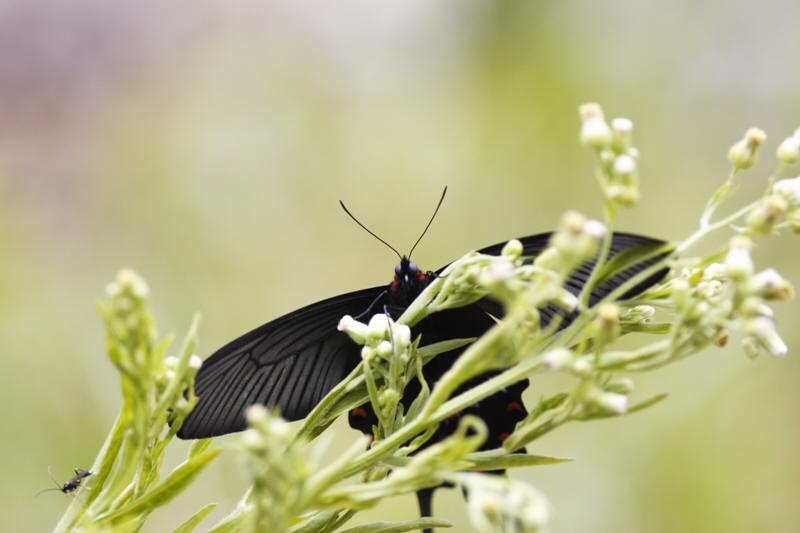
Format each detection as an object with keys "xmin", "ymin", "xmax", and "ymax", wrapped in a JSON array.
[{"xmin": 177, "ymin": 191, "xmax": 667, "ymax": 524}]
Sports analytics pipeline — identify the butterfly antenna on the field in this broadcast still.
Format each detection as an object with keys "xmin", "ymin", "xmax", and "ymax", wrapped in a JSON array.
[
  {"xmin": 408, "ymin": 186, "xmax": 447, "ymax": 259},
  {"xmin": 339, "ymin": 200, "xmax": 402, "ymax": 259}
]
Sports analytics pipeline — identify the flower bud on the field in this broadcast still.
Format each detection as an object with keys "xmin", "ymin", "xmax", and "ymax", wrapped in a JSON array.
[
  {"xmin": 579, "ymin": 103, "xmax": 612, "ymax": 148},
  {"xmin": 337, "ymin": 315, "xmax": 368, "ymax": 343},
  {"xmin": 393, "ymin": 324, "xmax": 412, "ymax": 347},
  {"xmin": 728, "ymin": 128, "xmax": 766, "ymax": 169},
  {"xmin": 553, "ymin": 289, "xmax": 579, "ymax": 312},
  {"xmin": 540, "ymin": 347, "xmax": 574, "ymax": 371},
  {"xmin": 587, "ymin": 389, "xmax": 628, "ymax": 415},
  {"xmin": 773, "ymin": 176, "xmax": 800, "ymax": 207},
  {"xmin": 376, "ymin": 340, "xmax": 393, "ymax": 358},
  {"xmin": 745, "ymin": 317, "xmax": 788, "ymax": 357},
  {"xmin": 777, "ymin": 134, "xmax": 800, "ymax": 164},
  {"xmin": 367, "ymin": 314, "xmax": 391, "ymax": 340},
  {"xmin": 606, "ymin": 377, "xmax": 634, "ymax": 394},
  {"xmin": 622, "ymin": 305, "xmax": 656, "ymax": 323},
  {"xmin": 613, "ymin": 154, "xmax": 637, "ymax": 177},
  {"xmin": 246, "ymin": 404, "xmax": 268, "ymax": 425},
  {"xmin": 746, "ymin": 194, "xmax": 788, "ymax": 235},
  {"xmin": 606, "ymin": 184, "xmax": 640, "ymax": 207},
  {"xmin": 748, "ymin": 268, "xmax": 795, "ymax": 301},
  {"xmin": 611, "ymin": 117, "xmax": 634, "ymax": 150},
  {"xmin": 724, "ymin": 236, "xmax": 754, "ymax": 281},
  {"xmin": 703, "ymin": 262, "xmax": 727, "ymax": 280},
  {"xmin": 697, "ymin": 280, "xmax": 723, "ymax": 299},
  {"xmin": 671, "ymin": 278, "xmax": 691, "ymax": 309},
  {"xmin": 360, "ymin": 345, "xmax": 376, "ymax": 362},
  {"xmin": 187, "ymin": 354, "xmax": 203, "ymax": 377},
  {"xmin": 501, "ymin": 239, "xmax": 523, "ymax": 259}
]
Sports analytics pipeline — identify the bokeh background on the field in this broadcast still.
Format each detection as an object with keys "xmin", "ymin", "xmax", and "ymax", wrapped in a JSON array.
[{"xmin": 2, "ymin": 1, "xmax": 799, "ymax": 531}]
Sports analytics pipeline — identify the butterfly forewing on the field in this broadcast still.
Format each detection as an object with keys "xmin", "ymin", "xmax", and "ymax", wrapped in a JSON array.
[{"xmin": 178, "ymin": 286, "xmax": 385, "ymax": 438}]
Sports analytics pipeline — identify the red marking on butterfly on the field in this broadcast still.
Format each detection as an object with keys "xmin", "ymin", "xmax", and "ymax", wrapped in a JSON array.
[
  {"xmin": 506, "ymin": 401, "xmax": 523, "ymax": 413},
  {"xmin": 350, "ymin": 407, "xmax": 368, "ymax": 418},
  {"xmin": 498, "ymin": 432, "xmax": 510, "ymax": 443}
]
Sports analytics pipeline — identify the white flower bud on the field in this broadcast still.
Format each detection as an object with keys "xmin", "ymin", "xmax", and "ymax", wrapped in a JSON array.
[
  {"xmin": 337, "ymin": 315, "xmax": 368, "ymax": 343},
  {"xmin": 571, "ymin": 357, "xmax": 593, "ymax": 376},
  {"xmin": 588, "ymin": 389, "xmax": 628, "ymax": 415},
  {"xmin": 189, "ymin": 354, "xmax": 203, "ymax": 370},
  {"xmin": 622, "ymin": 305, "xmax": 656, "ymax": 323},
  {"xmin": 703, "ymin": 263, "xmax": 727, "ymax": 280},
  {"xmin": 241, "ymin": 428, "xmax": 263, "ymax": 450},
  {"xmin": 164, "ymin": 355, "xmax": 179, "ymax": 371},
  {"xmin": 724, "ymin": 236, "xmax": 754, "ymax": 280},
  {"xmin": 393, "ymin": 324, "xmax": 412, "ymax": 347},
  {"xmin": 728, "ymin": 128, "xmax": 766, "ymax": 169},
  {"xmin": 367, "ymin": 314, "xmax": 391, "ymax": 339},
  {"xmin": 480, "ymin": 261, "xmax": 514, "ymax": 287},
  {"xmin": 584, "ymin": 219, "xmax": 607, "ymax": 240},
  {"xmin": 606, "ymin": 184, "xmax": 640, "ymax": 207},
  {"xmin": 606, "ymin": 377, "xmax": 634, "ymax": 394},
  {"xmin": 613, "ymin": 154, "xmax": 637, "ymax": 177},
  {"xmin": 360, "ymin": 345, "xmax": 376, "ymax": 362},
  {"xmin": 553, "ymin": 290, "xmax": 579, "ymax": 312},
  {"xmin": 671, "ymin": 277, "xmax": 691, "ymax": 308},
  {"xmin": 245, "ymin": 404, "xmax": 268, "ymax": 425},
  {"xmin": 579, "ymin": 103, "xmax": 612, "ymax": 148},
  {"xmin": 746, "ymin": 317, "xmax": 788, "ymax": 357},
  {"xmin": 746, "ymin": 194, "xmax": 788, "ymax": 235},
  {"xmin": 541, "ymin": 347, "xmax": 574, "ymax": 371},
  {"xmin": 777, "ymin": 135, "xmax": 800, "ymax": 164},
  {"xmin": 501, "ymin": 239, "xmax": 523, "ymax": 259},
  {"xmin": 773, "ymin": 176, "xmax": 800, "ymax": 207},
  {"xmin": 749, "ymin": 268, "xmax": 795, "ymax": 301},
  {"xmin": 697, "ymin": 280, "xmax": 723, "ymax": 299},
  {"xmin": 376, "ymin": 340, "xmax": 393, "ymax": 357}
]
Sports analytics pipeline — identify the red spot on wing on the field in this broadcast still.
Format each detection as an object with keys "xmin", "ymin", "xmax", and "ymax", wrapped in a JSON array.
[
  {"xmin": 390, "ymin": 278, "xmax": 400, "ymax": 294},
  {"xmin": 498, "ymin": 432, "xmax": 510, "ymax": 443},
  {"xmin": 506, "ymin": 401, "xmax": 523, "ymax": 413},
  {"xmin": 350, "ymin": 407, "xmax": 368, "ymax": 418},
  {"xmin": 416, "ymin": 271, "xmax": 427, "ymax": 281}
]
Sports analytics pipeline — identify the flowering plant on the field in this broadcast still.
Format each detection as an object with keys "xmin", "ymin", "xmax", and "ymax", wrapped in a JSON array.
[{"xmin": 54, "ymin": 104, "xmax": 798, "ymax": 533}]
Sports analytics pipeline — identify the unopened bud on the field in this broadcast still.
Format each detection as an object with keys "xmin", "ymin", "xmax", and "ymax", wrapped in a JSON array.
[
  {"xmin": 502, "ymin": 239, "xmax": 523, "ymax": 259},
  {"xmin": 606, "ymin": 377, "xmax": 634, "ymax": 394},
  {"xmin": 338, "ymin": 315, "xmax": 368, "ymax": 343},
  {"xmin": 777, "ymin": 134, "xmax": 800, "ymax": 164},
  {"xmin": 376, "ymin": 340, "xmax": 393, "ymax": 358},
  {"xmin": 579, "ymin": 103, "xmax": 612, "ymax": 148},
  {"xmin": 613, "ymin": 154, "xmax": 637, "ymax": 177},
  {"xmin": 587, "ymin": 389, "xmax": 628, "ymax": 415},
  {"xmin": 773, "ymin": 176, "xmax": 800, "ymax": 207},
  {"xmin": 749, "ymin": 268, "xmax": 795, "ymax": 301},
  {"xmin": 541, "ymin": 347, "xmax": 574, "ymax": 371},
  {"xmin": 245, "ymin": 404, "xmax": 268, "ymax": 425},
  {"xmin": 367, "ymin": 314, "xmax": 391, "ymax": 340},
  {"xmin": 611, "ymin": 117, "xmax": 634, "ymax": 150},
  {"xmin": 746, "ymin": 194, "xmax": 788, "ymax": 235},
  {"xmin": 728, "ymin": 128, "xmax": 766, "ymax": 170},
  {"xmin": 724, "ymin": 236, "xmax": 754, "ymax": 280}
]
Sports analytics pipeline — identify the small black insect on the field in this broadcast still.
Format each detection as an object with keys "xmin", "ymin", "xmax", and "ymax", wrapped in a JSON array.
[
  {"xmin": 177, "ymin": 188, "xmax": 667, "ymax": 524},
  {"xmin": 36, "ymin": 467, "xmax": 92, "ymax": 497}
]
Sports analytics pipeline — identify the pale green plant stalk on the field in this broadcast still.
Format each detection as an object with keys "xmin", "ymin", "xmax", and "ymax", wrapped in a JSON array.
[{"xmin": 54, "ymin": 104, "xmax": 800, "ymax": 533}]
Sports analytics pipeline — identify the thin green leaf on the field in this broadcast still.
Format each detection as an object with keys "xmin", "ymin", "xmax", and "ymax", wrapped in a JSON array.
[
  {"xmin": 338, "ymin": 518, "xmax": 452, "ymax": 533},
  {"xmin": 98, "ymin": 447, "xmax": 221, "ymax": 525},
  {"xmin": 172, "ymin": 503, "xmax": 217, "ymax": 533},
  {"xmin": 464, "ymin": 452, "xmax": 573, "ymax": 471}
]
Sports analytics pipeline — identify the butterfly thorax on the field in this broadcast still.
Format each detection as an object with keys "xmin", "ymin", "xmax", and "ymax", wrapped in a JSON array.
[{"xmin": 386, "ymin": 256, "xmax": 434, "ymax": 309}]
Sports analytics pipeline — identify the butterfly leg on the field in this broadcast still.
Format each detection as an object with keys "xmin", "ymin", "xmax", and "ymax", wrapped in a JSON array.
[
  {"xmin": 353, "ymin": 290, "xmax": 388, "ymax": 321},
  {"xmin": 416, "ymin": 487, "xmax": 436, "ymax": 533}
]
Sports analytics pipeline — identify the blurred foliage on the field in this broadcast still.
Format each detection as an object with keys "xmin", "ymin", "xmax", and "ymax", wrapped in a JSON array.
[{"xmin": 1, "ymin": 1, "xmax": 798, "ymax": 532}]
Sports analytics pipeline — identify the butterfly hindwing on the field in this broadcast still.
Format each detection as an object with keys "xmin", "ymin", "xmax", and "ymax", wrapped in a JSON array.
[{"xmin": 178, "ymin": 286, "xmax": 386, "ymax": 438}]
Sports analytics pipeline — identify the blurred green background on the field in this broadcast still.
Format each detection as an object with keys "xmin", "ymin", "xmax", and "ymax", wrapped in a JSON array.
[{"xmin": 1, "ymin": 1, "xmax": 798, "ymax": 531}]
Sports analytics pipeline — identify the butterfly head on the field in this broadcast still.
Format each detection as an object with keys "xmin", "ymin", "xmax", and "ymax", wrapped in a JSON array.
[{"xmin": 389, "ymin": 256, "xmax": 430, "ymax": 302}]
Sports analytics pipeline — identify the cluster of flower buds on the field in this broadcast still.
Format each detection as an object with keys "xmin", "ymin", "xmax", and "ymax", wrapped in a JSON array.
[
  {"xmin": 241, "ymin": 405, "xmax": 307, "ymax": 531},
  {"xmin": 544, "ymin": 211, "xmax": 606, "ymax": 273},
  {"xmin": 579, "ymin": 103, "xmax": 641, "ymax": 207},
  {"xmin": 338, "ymin": 313, "xmax": 414, "ymax": 424},
  {"xmin": 713, "ymin": 237, "xmax": 793, "ymax": 357},
  {"xmin": 458, "ymin": 472, "xmax": 550, "ymax": 533}
]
